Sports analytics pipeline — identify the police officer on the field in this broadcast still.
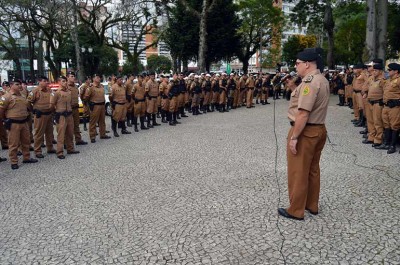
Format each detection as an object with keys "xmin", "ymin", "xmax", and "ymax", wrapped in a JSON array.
[
  {"xmin": 84, "ymin": 74, "xmax": 111, "ymax": 143},
  {"xmin": 227, "ymin": 73, "xmax": 236, "ymax": 110},
  {"xmin": 262, "ymin": 74, "xmax": 271, "ymax": 105},
  {"xmin": 255, "ymin": 74, "xmax": 263, "ymax": 104},
  {"xmin": 51, "ymin": 76, "xmax": 80, "ymax": 159},
  {"xmin": 219, "ymin": 73, "xmax": 228, "ymax": 112},
  {"xmin": 28, "ymin": 76, "xmax": 56, "ymax": 158},
  {"xmin": 168, "ymin": 74, "xmax": 180, "ymax": 125},
  {"xmin": 79, "ymin": 76, "xmax": 92, "ymax": 131},
  {"xmin": 159, "ymin": 75, "xmax": 169, "ymax": 123},
  {"xmin": 0, "ymin": 78, "xmax": 38, "ymax": 169},
  {"xmin": 211, "ymin": 74, "xmax": 220, "ymax": 112},
  {"xmin": 191, "ymin": 75, "xmax": 202, "ymax": 115},
  {"xmin": 132, "ymin": 75, "xmax": 148, "ymax": 131},
  {"xmin": 145, "ymin": 72, "xmax": 161, "ymax": 128},
  {"xmin": 278, "ymin": 49, "xmax": 329, "ymax": 220},
  {"xmin": 125, "ymin": 75, "xmax": 135, "ymax": 127},
  {"xmin": 245, "ymin": 73, "xmax": 255, "ymax": 108},
  {"xmin": 380, "ymin": 63, "xmax": 400, "ymax": 154},
  {"xmin": 67, "ymin": 72, "xmax": 88, "ymax": 146},
  {"xmin": 110, "ymin": 76, "xmax": 130, "ymax": 137}
]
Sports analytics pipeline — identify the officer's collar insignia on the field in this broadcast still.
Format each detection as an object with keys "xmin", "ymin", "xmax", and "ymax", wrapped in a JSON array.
[
  {"xmin": 304, "ymin": 75, "xmax": 313, "ymax": 83},
  {"xmin": 51, "ymin": 92, "xmax": 55, "ymax": 96},
  {"xmin": 302, "ymin": 86, "xmax": 310, "ymax": 96},
  {"xmin": 1, "ymin": 96, "xmax": 5, "ymax": 100}
]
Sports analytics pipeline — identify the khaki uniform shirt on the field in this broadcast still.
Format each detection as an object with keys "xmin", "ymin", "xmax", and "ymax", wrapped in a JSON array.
[
  {"xmin": 51, "ymin": 87, "xmax": 72, "ymax": 113},
  {"xmin": 145, "ymin": 79, "xmax": 159, "ymax": 97},
  {"xmin": 28, "ymin": 86, "xmax": 52, "ymax": 112},
  {"xmin": 79, "ymin": 83, "xmax": 90, "ymax": 101},
  {"xmin": 159, "ymin": 82, "xmax": 169, "ymax": 97},
  {"xmin": 367, "ymin": 77, "xmax": 385, "ymax": 100},
  {"xmin": 67, "ymin": 83, "xmax": 79, "ymax": 108},
  {"xmin": 383, "ymin": 76, "xmax": 400, "ymax": 102},
  {"xmin": 125, "ymin": 82, "xmax": 134, "ymax": 96},
  {"xmin": 288, "ymin": 69, "xmax": 330, "ymax": 124},
  {"xmin": 246, "ymin": 77, "xmax": 255, "ymax": 88},
  {"xmin": 0, "ymin": 92, "xmax": 29, "ymax": 120},
  {"xmin": 353, "ymin": 73, "xmax": 368, "ymax": 91},
  {"xmin": 84, "ymin": 83, "xmax": 105, "ymax": 103},
  {"xmin": 133, "ymin": 83, "xmax": 146, "ymax": 100},
  {"xmin": 110, "ymin": 84, "xmax": 127, "ymax": 104}
]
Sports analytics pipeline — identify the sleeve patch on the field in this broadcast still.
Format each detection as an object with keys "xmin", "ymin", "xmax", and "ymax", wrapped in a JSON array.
[{"xmin": 302, "ymin": 86, "xmax": 310, "ymax": 96}]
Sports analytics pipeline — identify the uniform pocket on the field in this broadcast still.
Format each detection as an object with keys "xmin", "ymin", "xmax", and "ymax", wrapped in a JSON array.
[{"xmin": 302, "ymin": 130, "xmax": 319, "ymax": 138}]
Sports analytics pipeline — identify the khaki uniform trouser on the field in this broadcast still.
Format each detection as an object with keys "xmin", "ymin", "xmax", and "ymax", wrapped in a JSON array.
[
  {"xmin": 261, "ymin": 88, "xmax": 269, "ymax": 101},
  {"xmin": 33, "ymin": 114, "xmax": 54, "ymax": 154},
  {"xmin": 365, "ymin": 102, "xmax": 375, "ymax": 142},
  {"xmin": 72, "ymin": 108, "xmax": 82, "ymax": 143},
  {"xmin": 191, "ymin": 94, "xmax": 200, "ymax": 107},
  {"xmin": 133, "ymin": 101, "xmax": 146, "ymax": 117},
  {"xmin": 204, "ymin": 92, "xmax": 211, "ymax": 105},
  {"xmin": 146, "ymin": 97, "xmax": 158, "ymax": 114},
  {"xmin": 233, "ymin": 89, "xmax": 239, "ymax": 107},
  {"xmin": 185, "ymin": 92, "xmax": 190, "ymax": 104},
  {"xmin": 352, "ymin": 92, "xmax": 359, "ymax": 119},
  {"xmin": 0, "ymin": 120, "xmax": 8, "ymax": 147},
  {"xmin": 356, "ymin": 93, "xmax": 364, "ymax": 110},
  {"xmin": 287, "ymin": 125, "xmax": 327, "ymax": 219},
  {"xmin": 382, "ymin": 106, "xmax": 400, "ymax": 130},
  {"xmin": 371, "ymin": 103, "xmax": 384, "ymax": 144},
  {"xmin": 239, "ymin": 89, "xmax": 246, "ymax": 105},
  {"xmin": 112, "ymin": 103, "xmax": 127, "ymax": 122},
  {"xmin": 246, "ymin": 88, "xmax": 254, "ymax": 107},
  {"xmin": 82, "ymin": 102, "xmax": 90, "ymax": 118},
  {"xmin": 219, "ymin": 91, "xmax": 227, "ymax": 105},
  {"xmin": 8, "ymin": 122, "xmax": 30, "ymax": 164},
  {"xmin": 161, "ymin": 98, "xmax": 170, "ymax": 111},
  {"xmin": 212, "ymin": 92, "xmax": 220, "ymax": 104},
  {"xmin": 89, "ymin": 105, "xmax": 106, "ymax": 140},
  {"xmin": 56, "ymin": 115, "xmax": 74, "ymax": 155},
  {"xmin": 177, "ymin": 93, "xmax": 185, "ymax": 108},
  {"xmin": 127, "ymin": 101, "xmax": 134, "ymax": 113},
  {"xmin": 169, "ymin": 97, "xmax": 178, "ymax": 113},
  {"xmin": 28, "ymin": 113, "xmax": 33, "ymax": 143}
]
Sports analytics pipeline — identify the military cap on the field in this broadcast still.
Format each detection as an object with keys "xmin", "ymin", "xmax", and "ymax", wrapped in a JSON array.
[
  {"xmin": 148, "ymin": 71, "xmax": 156, "ymax": 76},
  {"xmin": 365, "ymin": 61, "xmax": 374, "ymax": 67},
  {"xmin": 353, "ymin": 63, "xmax": 365, "ymax": 69},
  {"xmin": 222, "ymin": 73, "xmax": 227, "ymax": 76},
  {"xmin": 194, "ymin": 75, "xmax": 199, "ymax": 78},
  {"xmin": 10, "ymin": 77, "xmax": 22, "ymax": 84},
  {"xmin": 92, "ymin": 73, "xmax": 101, "ymax": 78},
  {"xmin": 230, "ymin": 73, "xmax": 234, "ymax": 76},
  {"xmin": 2, "ymin": 81, "xmax": 10, "ymax": 86},
  {"xmin": 67, "ymin": 71, "xmax": 75, "ymax": 76},
  {"xmin": 160, "ymin": 74, "xmax": 165, "ymax": 78},
  {"xmin": 205, "ymin": 74, "xmax": 211, "ymax": 77},
  {"xmin": 373, "ymin": 58, "xmax": 384, "ymax": 64},
  {"xmin": 388, "ymin": 63, "xmax": 400, "ymax": 71},
  {"xmin": 373, "ymin": 64, "xmax": 383, "ymax": 70},
  {"xmin": 115, "ymin": 75, "xmax": 123, "ymax": 80},
  {"xmin": 58, "ymin": 75, "xmax": 67, "ymax": 81},
  {"xmin": 297, "ymin": 49, "xmax": 318, "ymax": 62},
  {"xmin": 216, "ymin": 74, "xmax": 220, "ymax": 77}
]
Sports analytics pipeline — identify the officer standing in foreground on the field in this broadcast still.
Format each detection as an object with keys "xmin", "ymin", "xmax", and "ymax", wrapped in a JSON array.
[
  {"xmin": 51, "ymin": 76, "xmax": 80, "ymax": 159},
  {"xmin": 67, "ymin": 72, "xmax": 87, "ymax": 146},
  {"xmin": 278, "ymin": 48, "xmax": 329, "ymax": 220},
  {"xmin": 0, "ymin": 78, "xmax": 38, "ymax": 169},
  {"xmin": 84, "ymin": 74, "xmax": 111, "ymax": 143},
  {"xmin": 381, "ymin": 63, "xmax": 400, "ymax": 154},
  {"xmin": 110, "ymin": 76, "xmax": 131, "ymax": 137},
  {"xmin": 145, "ymin": 72, "xmax": 161, "ymax": 128},
  {"xmin": 28, "ymin": 76, "xmax": 56, "ymax": 158},
  {"xmin": 79, "ymin": 76, "xmax": 92, "ymax": 131},
  {"xmin": 132, "ymin": 75, "xmax": 148, "ymax": 131}
]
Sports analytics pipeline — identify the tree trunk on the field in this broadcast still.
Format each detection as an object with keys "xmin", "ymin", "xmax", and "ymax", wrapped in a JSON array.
[
  {"xmin": 14, "ymin": 57, "xmax": 22, "ymax": 80},
  {"xmin": 324, "ymin": 1, "xmax": 335, "ymax": 69},
  {"xmin": 365, "ymin": 0, "xmax": 376, "ymax": 61},
  {"xmin": 37, "ymin": 36, "xmax": 44, "ymax": 77},
  {"xmin": 242, "ymin": 59, "xmax": 249, "ymax": 74},
  {"xmin": 172, "ymin": 54, "xmax": 178, "ymax": 73},
  {"xmin": 198, "ymin": 0, "xmax": 208, "ymax": 73},
  {"xmin": 71, "ymin": 0, "xmax": 85, "ymax": 82},
  {"xmin": 182, "ymin": 59, "xmax": 188, "ymax": 73},
  {"xmin": 27, "ymin": 33, "xmax": 35, "ymax": 83},
  {"xmin": 376, "ymin": 0, "xmax": 388, "ymax": 61}
]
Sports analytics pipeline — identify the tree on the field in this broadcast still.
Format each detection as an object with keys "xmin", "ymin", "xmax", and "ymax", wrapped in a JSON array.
[
  {"xmin": 386, "ymin": 2, "xmax": 400, "ymax": 59},
  {"xmin": 235, "ymin": 0, "xmax": 284, "ymax": 73},
  {"xmin": 282, "ymin": 35, "xmax": 317, "ymax": 66},
  {"xmin": 364, "ymin": 0, "xmax": 388, "ymax": 61},
  {"xmin": 147, "ymin": 55, "xmax": 172, "ymax": 72}
]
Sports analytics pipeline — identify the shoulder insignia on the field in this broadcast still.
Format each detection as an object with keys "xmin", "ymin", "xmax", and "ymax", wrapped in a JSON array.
[
  {"xmin": 302, "ymin": 86, "xmax": 310, "ymax": 96},
  {"xmin": 1, "ymin": 96, "xmax": 5, "ymax": 101},
  {"xmin": 51, "ymin": 92, "xmax": 55, "ymax": 96},
  {"xmin": 304, "ymin": 75, "xmax": 313, "ymax": 83}
]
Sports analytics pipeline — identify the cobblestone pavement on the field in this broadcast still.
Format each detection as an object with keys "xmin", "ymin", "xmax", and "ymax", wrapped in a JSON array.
[{"xmin": 1, "ymin": 96, "xmax": 399, "ymax": 265}]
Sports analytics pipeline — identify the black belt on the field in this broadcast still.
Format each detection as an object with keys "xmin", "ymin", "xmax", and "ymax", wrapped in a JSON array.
[
  {"xmin": 33, "ymin": 110, "xmax": 52, "ymax": 115},
  {"xmin": 148, "ymin": 96, "xmax": 158, "ymax": 99},
  {"xmin": 354, "ymin": 90, "xmax": 362, "ymax": 94},
  {"xmin": 9, "ymin": 117, "xmax": 29, "ymax": 124},
  {"xmin": 56, "ymin": 111, "xmax": 72, "ymax": 117},
  {"xmin": 368, "ymin": 99, "xmax": 383, "ymax": 105},
  {"xmin": 247, "ymin": 87, "xmax": 254, "ymax": 90},
  {"xmin": 113, "ymin": 101, "xmax": 126, "ymax": 105},
  {"xmin": 290, "ymin": 121, "xmax": 323, "ymax": 126},
  {"xmin": 161, "ymin": 95, "xmax": 169, "ymax": 99},
  {"xmin": 90, "ymin": 102, "xmax": 105, "ymax": 105},
  {"xmin": 135, "ymin": 98, "xmax": 146, "ymax": 102},
  {"xmin": 72, "ymin": 105, "xmax": 79, "ymax": 109}
]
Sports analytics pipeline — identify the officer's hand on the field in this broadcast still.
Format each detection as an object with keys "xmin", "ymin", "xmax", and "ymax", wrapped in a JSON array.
[{"xmin": 289, "ymin": 139, "xmax": 297, "ymax": 155}]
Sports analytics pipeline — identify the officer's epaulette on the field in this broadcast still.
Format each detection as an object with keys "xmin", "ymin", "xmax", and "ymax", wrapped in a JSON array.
[{"xmin": 304, "ymin": 75, "xmax": 313, "ymax": 83}]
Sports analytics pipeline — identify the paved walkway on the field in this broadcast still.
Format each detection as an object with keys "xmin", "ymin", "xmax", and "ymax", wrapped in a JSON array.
[{"xmin": 1, "ymin": 96, "xmax": 399, "ymax": 264}]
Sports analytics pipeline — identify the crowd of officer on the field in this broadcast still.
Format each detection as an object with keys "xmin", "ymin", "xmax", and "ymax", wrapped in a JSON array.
[
  {"xmin": 0, "ymin": 70, "xmax": 290, "ymax": 170},
  {"xmin": 331, "ymin": 60, "xmax": 400, "ymax": 154}
]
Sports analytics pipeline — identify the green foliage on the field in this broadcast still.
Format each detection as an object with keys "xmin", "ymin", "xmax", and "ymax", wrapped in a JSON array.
[
  {"xmin": 98, "ymin": 45, "xmax": 119, "ymax": 76},
  {"xmin": 147, "ymin": 55, "xmax": 172, "ymax": 72},
  {"xmin": 121, "ymin": 60, "xmax": 144, "ymax": 76},
  {"xmin": 387, "ymin": 2, "xmax": 400, "ymax": 59},
  {"xmin": 282, "ymin": 35, "xmax": 317, "ymax": 66}
]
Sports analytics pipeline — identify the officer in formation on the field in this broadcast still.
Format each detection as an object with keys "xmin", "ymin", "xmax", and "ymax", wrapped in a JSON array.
[{"xmin": 342, "ymin": 60, "xmax": 400, "ymax": 155}]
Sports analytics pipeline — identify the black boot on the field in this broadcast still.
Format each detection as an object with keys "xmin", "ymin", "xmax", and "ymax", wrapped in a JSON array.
[
  {"xmin": 112, "ymin": 119, "xmax": 119, "ymax": 137},
  {"xmin": 120, "ymin": 121, "xmax": 131, "ymax": 134},
  {"xmin": 147, "ymin": 113, "xmax": 153, "ymax": 128},
  {"xmin": 359, "ymin": 127, "xmax": 368, "ymax": 134},
  {"xmin": 140, "ymin": 116, "xmax": 148, "ymax": 130},
  {"xmin": 157, "ymin": 107, "xmax": 161, "ymax": 118},
  {"xmin": 376, "ymin": 128, "xmax": 391, "ymax": 150},
  {"xmin": 354, "ymin": 110, "xmax": 364, "ymax": 127},
  {"xmin": 169, "ymin": 112, "xmax": 176, "ymax": 126},
  {"xmin": 224, "ymin": 104, "xmax": 228, "ymax": 112},
  {"xmin": 188, "ymin": 102, "xmax": 192, "ymax": 113},
  {"xmin": 83, "ymin": 117, "xmax": 88, "ymax": 131},
  {"xmin": 152, "ymin": 114, "xmax": 161, "ymax": 126},
  {"xmin": 196, "ymin": 106, "xmax": 202, "ymax": 115},
  {"xmin": 387, "ymin": 130, "xmax": 398, "ymax": 154},
  {"xmin": 192, "ymin": 106, "xmax": 197, "ymax": 115},
  {"xmin": 174, "ymin": 112, "xmax": 181, "ymax": 124},
  {"xmin": 127, "ymin": 113, "xmax": 132, "ymax": 127},
  {"xmin": 133, "ymin": 117, "xmax": 139, "ymax": 132},
  {"xmin": 181, "ymin": 107, "xmax": 188, "ymax": 117},
  {"xmin": 348, "ymin": 98, "xmax": 353, "ymax": 109},
  {"xmin": 219, "ymin": 104, "xmax": 224, "ymax": 112},
  {"xmin": 161, "ymin": 110, "xmax": 167, "ymax": 123}
]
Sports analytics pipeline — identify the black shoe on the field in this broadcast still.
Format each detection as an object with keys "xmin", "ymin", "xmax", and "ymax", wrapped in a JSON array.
[
  {"xmin": 41, "ymin": 143, "xmax": 46, "ymax": 148},
  {"xmin": 52, "ymin": 140, "xmax": 57, "ymax": 144},
  {"xmin": 91, "ymin": 139, "xmax": 96, "ymax": 143},
  {"xmin": 362, "ymin": 140, "xmax": 373, "ymax": 144},
  {"xmin": 277, "ymin": 208, "xmax": 304, "ymax": 221},
  {"xmin": 58, "ymin": 155, "xmax": 65, "ymax": 159},
  {"xmin": 106, "ymin": 130, "xmax": 110, "ymax": 133},
  {"xmin": 100, "ymin": 135, "xmax": 111, "ymax": 139},
  {"xmin": 47, "ymin": 149, "xmax": 56, "ymax": 154},
  {"xmin": 169, "ymin": 121, "xmax": 176, "ymax": 126},
  {"xmin": 372, "ymin": 143, "xmax": 382, "ymax": 148},
  {"xmin": 36, "ymin": 154, "xmax": 45, "ymax": 159},
  {"xmin": 362, "ymin": 134, "xmax": 368, "ymax": 139},
  {"xmin": 23, "ymin": 158, "xmax": 38, "ymax": 163},
  {"xmin": 76, "ymin": 141, "xmax": 88, "ymax": 145},
  {"xmin": 305, "ymin": 208, "xmax": 318, "ymax": 215},
  {"xmin": 113, "ymin": 131, "xmax": 120, "ymax": 137},
  {"xmin": 11, "ymin": 164, "xmax": 19, "ymax": 170},
  {"xmin": 387, "ymin": 146, "xmax": 397, "ymax": 154},
  {"xmin": 29, "ymin": 146, "xmax": 34, "ymax": 151},
  {"xmin": 121, "ymin": 130, "xmax": 131, "ymax": 134},
  {"xmin": 0, "ymin": 157, "xmax": 7, "ymax": 162},
  {"xmin": 2, "ymin": 146, "xmax": 8, "ymax": 150},
  {"xmin": 67, "ymin": 150, "xmax": 80, "ymax": 154},
  {"xmin": 375, "ymin": 144, "xmax": 389, "ymax": 150},
  {"xmin": 17, "ymin": 151, "xmax": 22, "ymax": 156},
  {"xmin": 359, "ymin": 130, "xmax": 368, "ymax": 134}
]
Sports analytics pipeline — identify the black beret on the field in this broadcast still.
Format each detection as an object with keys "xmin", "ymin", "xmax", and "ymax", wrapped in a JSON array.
[
  {"xmin": 388, "ymin": 63, "xmax": 400, "ymax": 71},
  {"xmin": 353, "ymin": 63, "xmax": 365, "ymax": 69},
  {"xmin": 372, "ymin": 58, "xmax": 383, "ymax": 64},
  {"xmin": 67, "ymin": 71, "xmax": 75, "ymax": 76},
  {"xmin": 92, "ymin": 73, "xmax": 101, "ymax": 78},
  {"xmin": 160, "ymin": 75, "xmax": 165, "ymax": 78},
  {"xmin": 297, "ymin": 50, "xmax": 318, "ymax": 62},
  {"xmin": 373, "ymin": 64, "xmax": 383, "ymax": 70},
  {"xmin": 2, "ymin": 81, "xmax": 10, "ymax": 86},
  {"xmin": 148, "ymin": 71, "xmax": 155, "ymax": 76},
  {"xmin": 10, "ymin": 77, "xmax": 22, "ymax": 84},
  {"xmin": 115, "ymin": 75, "xmax": 123, "ymax": 80},
  {"xmin": 37, "ymin": 75, "xmax": 49, "ymax": 81},
  {"xmin": 58, "ymin": 76, "xmax": 67, "ymax": 81}
]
